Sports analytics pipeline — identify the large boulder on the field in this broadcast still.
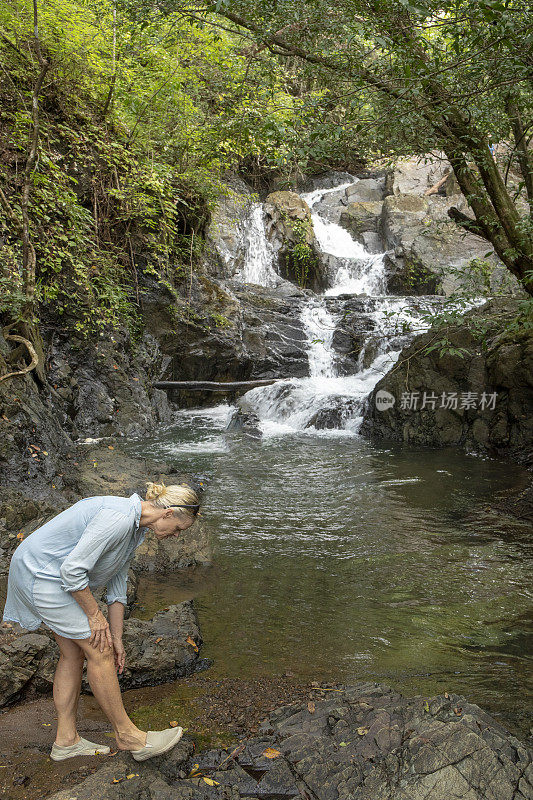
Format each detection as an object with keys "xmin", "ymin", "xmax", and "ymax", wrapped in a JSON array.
[
  {"xmin": 340, "ymin": 200, "xmax": 384, "ymax": 242},
  {"xmin": 47, "ymin": 681, "xmax": 533, "ymax": 800},
  {"xmin": 264, "ymin": 191, "xmax": 329, "ymax": 291},
  {"xmin": 361, "ymin": 298, "xmax": 533, "ymax": 463},
  {"xmin": 379, "ymin": 193, "xmax": 520, "ymax": 296}
]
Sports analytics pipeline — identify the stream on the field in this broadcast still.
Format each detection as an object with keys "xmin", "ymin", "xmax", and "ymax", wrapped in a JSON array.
[{"xmin": 123, "ymin": 177, "xmax": 533, "ymax": 735}]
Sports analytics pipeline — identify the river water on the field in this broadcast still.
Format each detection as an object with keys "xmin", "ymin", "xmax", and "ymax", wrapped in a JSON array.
[{"xmin": 124, "ymin": 176, "xmax": 532, "ymax": 735}]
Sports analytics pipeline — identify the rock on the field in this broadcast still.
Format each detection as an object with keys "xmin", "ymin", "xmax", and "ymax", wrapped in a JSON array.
[
  {"xmin": 305, "ymin": 398, "xmax": 362, "ymax": 430},
  {"xmin": 0, "ymin": 633, "xmax": 54, "ymax": 706},
  {"xmin": 132, "ymin": 520, "xmax": 211, "ymax": 572},
  {"xmin": 385, "ymin": 153, "xmax": 450, "ymax": 196},
  {"xmin": 361, "ymin": 231, "xmax": 382, "ymax": 254},
  {"xmin": 116, "ymin": 602, "xmax": 205, "ymax": 690},
  {"xmin": 264, "ymin": 191, "xmax": 329, "ymax": 291},
  {"xmin": 46, "ymin": 681, "xmax": 533, "ymax": 800},
  {"xmin": 379, "ymin": 193, "xmax": 520, "ymax": 296},
  {"xmin": 361, "ymin": 298, "xmax": 533, "ymax": 463},
  {"xmin": 339, "ymin": 201, "xmax": 384, "ymax": 240},
  {"xmin": 225, "ymin": 405, "xmax": 262, "ymax": 438},
  {"xmin": 296, "ymin": 170, "xmax": 356, "ymax": 193},
  {"xmin": 345, "ymin": 177, "xmax": 385, "ymax": 202},
  {"xmin": 204, "ymin": 176, "xmax": 254, "ymax": 279}
]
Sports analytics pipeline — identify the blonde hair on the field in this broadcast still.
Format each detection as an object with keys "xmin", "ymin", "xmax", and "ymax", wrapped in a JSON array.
[{"xmin": 145, "ymin": 481, "xmax": 201, "ymax": 521}]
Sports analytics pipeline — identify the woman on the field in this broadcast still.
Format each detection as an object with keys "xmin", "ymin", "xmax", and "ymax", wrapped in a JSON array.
[{"xmin": 2, "ymin": 480, "xmax": 201, "ymax": 762}]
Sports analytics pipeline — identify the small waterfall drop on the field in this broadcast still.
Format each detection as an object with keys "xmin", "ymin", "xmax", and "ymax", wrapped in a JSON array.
[
  {"xmin": 235, "ymin": 204, "xmax": 279, "ymax": 287},
  {"xmin": 300, "ymin": 300, "xmax": 337, "ymax": 379}
]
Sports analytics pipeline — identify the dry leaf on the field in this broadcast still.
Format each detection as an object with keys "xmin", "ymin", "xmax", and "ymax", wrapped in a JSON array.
[
  {"xmin": 203, "ymin": 777, "xmax": 220, "ymax": 786},
  {"xmin": 112, "ymin": 778, "xmax": 123, "ymax": 784},
  {"xmin": 126, "ymin": 773, "xmax": 139, "ymax": 779},
  {"xmin": 186, "ymin": 635, "xmax": 199, "ymax": 651},
  {"xmin": 262, "ymin": 747, "xmax": 282, "ymax": 759},
  {"xmin": 307, "ymin": 701, "xmax": 315, "ymax": 713},
  {"xmin": 169, "ymin": 721, "xmax": 180, "ymax": 727},
  {"xmin": 444, "ymin": 692, "xmax": 449, "ymax": 699},
  {"xmin": 357, "ymin": 727, "xmax": 369, "ymax": 736},
  {"xmin": 16, "ymin": 532, "xmax": 24, "ymax": 540},
  {"xmin": 108, "ymin": 445, "xmax": 114, "ymax": 449}
]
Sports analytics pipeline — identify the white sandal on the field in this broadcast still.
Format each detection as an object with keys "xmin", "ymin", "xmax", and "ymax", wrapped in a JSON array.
[
  {"xmin": 131, "ymin": 727, "xmax": 184, "ymax": 762},
  {"xmin": 50, "ymin": 737, "xmax": 111, "ymax": 761}
]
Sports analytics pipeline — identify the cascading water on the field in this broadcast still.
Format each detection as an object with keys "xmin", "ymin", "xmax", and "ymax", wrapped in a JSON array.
[
  {"xmin": 234, "ymin": 203, "xmax": 279, "ymax": 287},
  {"xmin": 236, "ymin": 177, "xmax": 436, "ymax": 435}
]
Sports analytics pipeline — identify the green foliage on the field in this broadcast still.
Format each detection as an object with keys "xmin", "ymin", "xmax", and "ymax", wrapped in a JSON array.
[
  {"xmin": 1, "ymin": 0, "xmax": 352, "ymax": 335},
  {"xmin": 210, "ymin": 312, "xmax": 232, "ymax": 327},
  {"xmin": 281, "ymin": 212, "xmax": 317, "ymax": 287}
]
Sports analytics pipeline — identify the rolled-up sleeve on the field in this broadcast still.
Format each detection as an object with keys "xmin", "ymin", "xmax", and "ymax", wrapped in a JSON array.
[
  {"xmin": 59, "ymin": 509, "xmax": 130, "ymax": 594},
  {"xmin": 106, "ymin": 561, "xmax": 129, "ymax": 605}
]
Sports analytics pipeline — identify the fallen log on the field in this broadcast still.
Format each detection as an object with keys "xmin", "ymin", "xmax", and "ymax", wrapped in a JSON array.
[{"xmin": 153, "ymin": 379, "xmax": 279, "ymax": 392}]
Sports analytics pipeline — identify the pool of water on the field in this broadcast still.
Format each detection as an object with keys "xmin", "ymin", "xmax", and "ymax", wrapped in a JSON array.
[{"xmin": 123, "ymin": 404, "xmax": 533, "ymax": 736}]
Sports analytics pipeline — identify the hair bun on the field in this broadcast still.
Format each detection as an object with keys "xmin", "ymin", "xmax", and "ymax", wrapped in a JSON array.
[{"xmin": 145, "ymin": 481, "xmax": 167, "ymax": 501}]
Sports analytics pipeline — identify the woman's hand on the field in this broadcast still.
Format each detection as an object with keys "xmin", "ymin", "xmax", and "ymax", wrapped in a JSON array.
[
  {"xmin": 112, "ymin": 636, "xmax": 126, "ymax": 674},
  {"xmin": 88, "ymin": 608, "xmax": 113, "ymax": 652}
]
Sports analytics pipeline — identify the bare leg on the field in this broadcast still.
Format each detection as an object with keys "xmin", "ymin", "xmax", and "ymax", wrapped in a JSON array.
[
  {"xmin": 52, "ymin": 633, "xmax": 85, "ymax": 746},
  {"xmin": 77, "ymin": 638, "xmax": 146, "ymax": 750}
]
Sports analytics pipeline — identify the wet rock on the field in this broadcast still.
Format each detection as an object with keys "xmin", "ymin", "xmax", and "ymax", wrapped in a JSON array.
[
  {"xmin": 305, "ymin": 398, "xmax": 361, "ymax": 430},
  {"xmin": 361, "ymin": 298, "xmax": 533, "ymax": 463},
  {"xmin": 204, "ymin": 176, "xmax": 254, "ymax": 279},
  {"xmin": 297, "ymin": 171, "xmax": 356, "ymax": 193},
  {"xmin": 46, "ymin": 681, "xmax": 533, "ymax": 800},
  {"xmin": 360, "ymin": 232, "xmax": 382, "ymax": 254},
  {"xmin": 226, "ymin": 405, "xmax": 262, "ymax": 438},
  {"xmin": 132, "ymin": 520, "xmax": 212, "ymax": 573},
  {"xmin": 230, "ymin": 283, "xmax": 310, "ymax": 379},
  {"xmin": 264, "ymin": 191, "xmax": 328, "ymax": 291},
  {"xmin": 117, "ymin": 602, "xmax": 205, "ymax": 690}
]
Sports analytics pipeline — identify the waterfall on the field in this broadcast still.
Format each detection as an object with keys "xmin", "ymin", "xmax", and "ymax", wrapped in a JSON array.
[
  {"xmin": 230, "ymin": 177, "xmax": 435, "ymax": 436},
  {"xmin": 300, "ymin": 300, "xmax": 337, "ymax": 379},
  {"xmin": 235, "ymin": 204, "xmax": 279, "ymax": 287}
]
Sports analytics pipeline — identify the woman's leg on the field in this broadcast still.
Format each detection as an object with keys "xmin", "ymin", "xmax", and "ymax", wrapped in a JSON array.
[
  {"xmin": 52, "ymin": 633, "xmax": 85, "ymax": 746},
  {"xmin": 76, "ymin": 638, "xmax": 146, "ymax": 750}
]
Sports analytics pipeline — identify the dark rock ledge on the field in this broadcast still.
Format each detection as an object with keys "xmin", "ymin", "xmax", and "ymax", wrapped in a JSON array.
[{"xmin": 46, "ymin": 681, "xmax": 532, "ymax": 800}]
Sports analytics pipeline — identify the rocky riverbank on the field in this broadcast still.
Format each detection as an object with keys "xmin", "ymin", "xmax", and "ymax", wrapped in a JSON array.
[
  {"xmin": 42, "ymin": 680, "xmax": 533, "ymax": 800},
  {"xmin": 361, "ymin": 298, "xmax": 533, "ymax": 469}
]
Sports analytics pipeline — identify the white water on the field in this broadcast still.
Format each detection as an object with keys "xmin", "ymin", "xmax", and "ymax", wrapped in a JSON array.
[
  {"xmin": 235, "ymin": 203, "xmax": 279, "ymax": 287},
  {"xmin": 229, "ymin": 178, "xmax": 434, "ymax": 437}
]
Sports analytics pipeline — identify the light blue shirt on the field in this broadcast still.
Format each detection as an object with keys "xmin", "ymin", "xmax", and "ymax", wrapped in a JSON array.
[{"xmin": 3, "ymin": 492, "xmax": 146, "ymax": 634}]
